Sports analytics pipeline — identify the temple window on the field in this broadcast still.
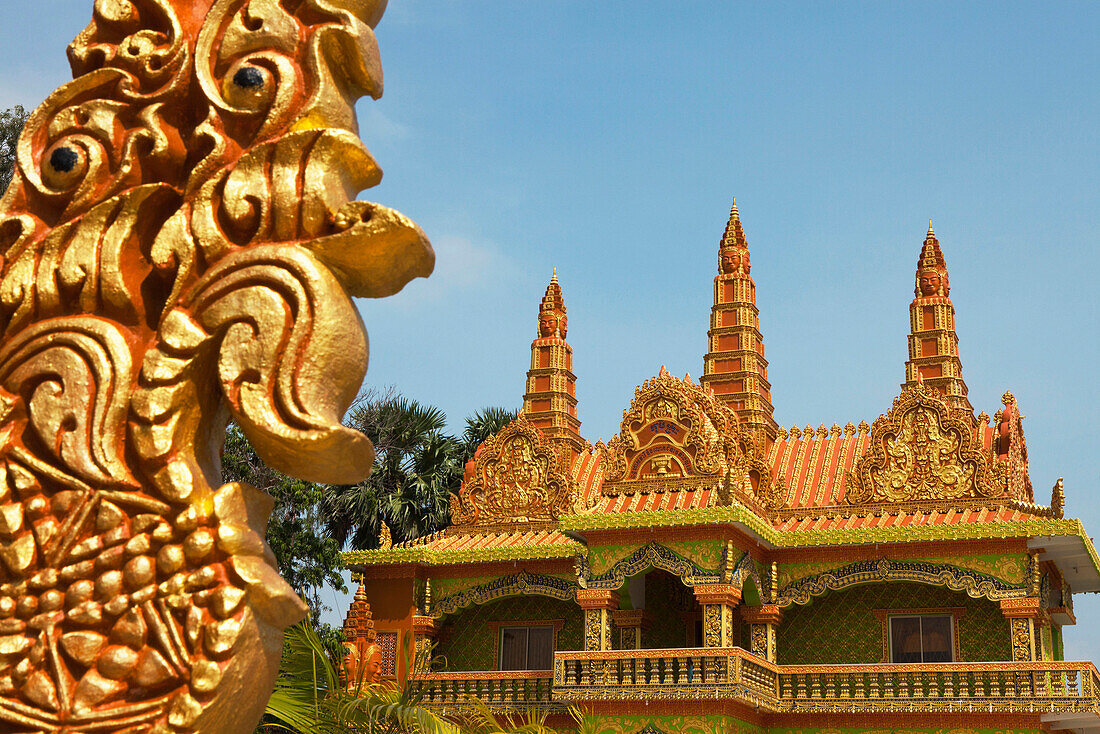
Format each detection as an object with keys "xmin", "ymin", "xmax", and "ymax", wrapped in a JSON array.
[
  {"xmin": 499, "ymin": 625, "xmax": 555, "ymax": 670},
  {"xmin": 888, "ymin": 614, "xmax": 953, "ymax": 663},
  {"xmin": 377, "ymin": 631, "xmax": 398, "ymax": 677}
]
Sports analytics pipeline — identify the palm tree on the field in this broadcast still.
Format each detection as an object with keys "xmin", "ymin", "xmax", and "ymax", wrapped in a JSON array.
[
  {"xmin": 322, "ymin": 392, "xmax": 517, "ymax": 550},
  {"xmin": 263, "ymin": 621, "xmax": 459, "ymax": 734},
  {"xmin": 461, "ymin": 407, "xmax": 519, "ymax": 461}
]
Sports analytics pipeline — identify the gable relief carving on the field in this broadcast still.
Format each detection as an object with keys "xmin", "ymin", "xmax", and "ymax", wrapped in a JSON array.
[
  {"xmin": 846, "ymin": 385, "xmax": 1000, "ymax": 505},
  {"xmin": 451, "ymin": 414, "xmax": 576, "ymax": 526},
  {"xmin": 597, "ymin": 369, "xmax": 781, "ymax": 509}
]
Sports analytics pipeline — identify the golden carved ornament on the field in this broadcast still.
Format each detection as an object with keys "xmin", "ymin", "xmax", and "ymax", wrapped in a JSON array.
[
  {"xmin": 0, "ymin": 1, "xmax": 433, "ymax": 732},
  {"xmin": 846, "ymin": 386, "xmax": 999, "ymax": 506},
  {"xmin": 599, "ymin": 369, "xmax": 781, "ymax": 509},
  {"xmin": 451, "ymin": 414, "xmax": 577, "ymax": 526}
]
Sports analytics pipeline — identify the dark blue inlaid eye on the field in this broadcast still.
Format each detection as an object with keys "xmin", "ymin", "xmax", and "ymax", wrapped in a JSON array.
[
  {"xmin": 49, "ymin": 147, "xmax": 79, "ymax": 173},
  {"xmin": 233, "ymin": 66, "xmax": 264, "ymax": 89}
]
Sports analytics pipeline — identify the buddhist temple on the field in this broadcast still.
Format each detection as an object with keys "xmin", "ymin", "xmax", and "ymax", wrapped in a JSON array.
[{"xmin": 342, "ymin": 202, "xmax": 1100, "ymax": 733}]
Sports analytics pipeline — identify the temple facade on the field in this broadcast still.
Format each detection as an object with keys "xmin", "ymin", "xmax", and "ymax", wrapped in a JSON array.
[{"xmin": 342, "ymin": 202, "xmax": 1100, "ymax": 734}]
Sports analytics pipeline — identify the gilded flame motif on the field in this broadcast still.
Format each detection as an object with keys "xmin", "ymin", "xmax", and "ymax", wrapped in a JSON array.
[
  {"xmin": 0, "ymin": 0, "xmax": 432, "ymax": 732},
  {"xmin": 847, "ymin": 386, "xmax": 998, "ymax": 505},
  {"xmin": 599, "ymin": 368, "xmax": 781, "ymax": 508},
  {"xmin": 451, "ymin": 414, "xmax": 577, "ymax": 526}
]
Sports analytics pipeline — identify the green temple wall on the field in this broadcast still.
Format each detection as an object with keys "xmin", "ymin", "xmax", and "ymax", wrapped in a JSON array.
[
  {"xmin": 434, "ymin": 595, "xmax": 582, "ymax": 671},
  {"xmin": 777, "ymin": 582, "xmax": 1011, "ymax": 665}
]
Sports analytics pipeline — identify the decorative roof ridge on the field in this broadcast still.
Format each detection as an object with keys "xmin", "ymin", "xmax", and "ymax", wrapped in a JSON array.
[
  {"xmin": 777, "ymin": 420, "xmax": 867, "ymax": 440},
  {"xmin": 774, "ymin": 496, "xmax": 1042, "ymax": 522}
]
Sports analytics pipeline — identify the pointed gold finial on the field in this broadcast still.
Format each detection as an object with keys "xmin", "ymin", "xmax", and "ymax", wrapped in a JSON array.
[
  {"xmin": 927, "ymin": 219, "xmax": 935, "ymax": 237},
  {"xmin": 551, "ymin": 267, "xmax": 558, "ymax": 283},
  {"xmin": 731, "ymin": 197, "xmax": 739, "ymax": 219}
]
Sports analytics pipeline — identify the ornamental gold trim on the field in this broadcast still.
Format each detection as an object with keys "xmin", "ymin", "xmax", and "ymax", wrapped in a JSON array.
[
  {"xmin": 451, "ymin": 414, "xmax": 578, "ymax": 526},
  {"xmin": 0, "ymin": 2, "xmax": 432, "ymax": 731},
  {"xmin": 847, "ymin": 385, "xmax": 999, "ymax": 506}
]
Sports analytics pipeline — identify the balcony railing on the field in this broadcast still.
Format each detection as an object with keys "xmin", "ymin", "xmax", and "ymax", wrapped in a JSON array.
[
  {"xmin": 411, "ymin": 652, "xmax": 1100, "ymax": 719},
  {"xmin": 552, "ymin": 648, "xmax": 1100, "ymax": 717},
  {"xmin": 411, "ymin": 671, "xmax": 560, "ymax": 714},
  {"xmin": 776, "ymin": 661, "xmax": 1100, "ymax": 714},
  {"xmin": 553, "ymin": 647, "xmax": 776, "ymax": 707}
]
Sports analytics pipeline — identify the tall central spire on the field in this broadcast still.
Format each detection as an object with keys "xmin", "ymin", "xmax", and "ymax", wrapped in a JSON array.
[
  {"xmin": 700, "ymin": 200, "xmax": 778, "ymax": 440},
  {"xmin": 523, "ymin": 271, "xmax": 583, "ymax": 459},
  {"xmin": 903, "ymin": 223, "xmax": 972, "ymax": 411}
]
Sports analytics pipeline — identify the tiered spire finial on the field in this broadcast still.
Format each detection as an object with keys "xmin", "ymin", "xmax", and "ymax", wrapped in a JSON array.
[
  {"xmin": 903, "ymin": 223, "xmax": 972, "ymax": 411},
  {"xmin": 700, "ymin": 199, "xmax": 778, "ymax": 441},
  {"xmin": 524, "ymin": 271, "xmax": 582, "ymax": 457}
]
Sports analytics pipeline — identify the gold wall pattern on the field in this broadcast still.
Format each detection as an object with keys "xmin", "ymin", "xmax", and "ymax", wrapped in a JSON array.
[
  {"xmin": 847, "ymin": 386, "xmax": 999, "ymax": 505},
  {"xmin": 451, "ymin": 413, "xmax": 577, "ymax": 526},
  {"xmin": 0, "ymin": 1, "xmax": 432, "ymax": 732}
]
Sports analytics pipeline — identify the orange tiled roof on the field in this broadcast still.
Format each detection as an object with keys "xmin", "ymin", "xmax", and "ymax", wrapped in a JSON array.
[
  {"xmin": 767, "ymin": 422, "xmax": 997, "ymax": 510},
  {"xmin": 566, "ymin": 421, "xmax": 1030, "ymax": 529},
  {"xmin": 392, "ymin": 528, "xmax": 579, "ymax": 553}
]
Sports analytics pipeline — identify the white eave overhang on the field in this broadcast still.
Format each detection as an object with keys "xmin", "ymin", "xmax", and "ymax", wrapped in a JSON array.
[{"xmin": 1030, "ymin": 534, "xmax": 1100, "ymax": 593}]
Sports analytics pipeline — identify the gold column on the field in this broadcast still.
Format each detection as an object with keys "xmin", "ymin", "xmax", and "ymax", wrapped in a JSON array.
[
  {"xmin": 612, "ymin": 609, "xmax": 651, "ymax": 650},
  {"xmin": 742, "ymin": 604, "xmax": 783, "ymax": 663},
  {"xmin": 1001, "ymin": 598, "xmax": 1041, "ymax": 661},
  {"xmin": 693, "ymin": 584, "xmax": 742, "ymax": 647},
  {"xmin": 578, "ymin": 589, "xmax": 620, "ymax": 651},
  {"xmin": 411, "ymin": 616, "xmax": 440, "ymax": 672}
]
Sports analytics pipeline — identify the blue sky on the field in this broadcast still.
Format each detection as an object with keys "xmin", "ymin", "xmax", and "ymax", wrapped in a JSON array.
[{"xmin": 3, "ymin": 2, "xmax": 1098, "ymax": 659}]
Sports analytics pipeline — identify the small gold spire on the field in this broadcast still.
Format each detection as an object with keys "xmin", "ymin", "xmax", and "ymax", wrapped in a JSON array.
[
  {"xmin": 551, "ymin": 267, "xmax": 557, "ymax": 283},
  {"xmin": 927, "ymin": 219, "xmax": 935, "ymax": 237}
]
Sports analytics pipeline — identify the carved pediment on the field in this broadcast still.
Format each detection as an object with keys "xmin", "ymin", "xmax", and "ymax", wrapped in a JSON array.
[
  {"xmin": 847, "ymin": 385, "xmax": 999, "ymax": 505},
  {"xmin": 451, "ymin": 414, "xmax": 576, "ymax": 526},
  {"xmin": 598, "ymin": 368, "xmax": 779, "ymax": 507}
]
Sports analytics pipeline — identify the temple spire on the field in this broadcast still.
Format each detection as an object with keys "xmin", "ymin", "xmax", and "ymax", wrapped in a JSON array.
[
  {"xmin": 903, "ymin": 224, "xmax": 972, "ymax": 411},
  {"xmin": 523, "ymin": 271, "xmax": 583, "ymax": 458},
  {"xmin": 700, "ymin": 199, "xmax": 778, "ymax": 441}
]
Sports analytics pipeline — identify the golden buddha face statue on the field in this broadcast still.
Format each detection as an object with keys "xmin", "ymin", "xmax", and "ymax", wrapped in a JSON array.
[
  {"xmin": 918, "ymin": 269, "xmax": 941, "ymax": 296},
  {"xmin": 363, "ymin": 644, "xmax": 383, "ymax": 684},
  {"xmin": 558, "ymin": 315, "xmax": 568, "ymax": 338},
  {"xmin": 538, "ymin": 310, "xmax": 558, "ymax": 337},
  {"xmin": 720, "ymin": 249, "xmax": 740, "ymax": 274}
]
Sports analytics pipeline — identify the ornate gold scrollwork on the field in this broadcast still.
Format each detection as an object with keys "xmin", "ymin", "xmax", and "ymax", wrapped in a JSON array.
[
  {"xmin": 846, "ymin": 385, "xmax": 999, "ymax": 506},
  {"xmin": 451, "ymin": 414, "xmax": 577, "ymax": 526},
  {"xmin": 0, "ymin": 1, "xmax": 432, "ymax": 732},
  {"xmin": 598, "ymin": 369, "xmax": 780, "ymax": 509}
]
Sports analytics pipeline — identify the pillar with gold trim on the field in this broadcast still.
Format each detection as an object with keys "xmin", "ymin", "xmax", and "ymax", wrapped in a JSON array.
[
  {"xmin": 693, "ymin": 584, "xmax": 741, "ymax": 647},
  {"xmin": 741, "ymin": 604, "xmax": 782, "ymax": 663},
  {"xmin": 411, "ymin": 615, "xmax": 439, "ymax": 673},
  {"xmin": 578, "ymin": 589, "xmax": 619, "ymax": 651},
  {"xmin": 1001, "ymin": 597, "xmax": 1041, "ymax": 661},
  {"xmin": 612, "ymin": 609, "xmax": 651, "ymax": 650}
]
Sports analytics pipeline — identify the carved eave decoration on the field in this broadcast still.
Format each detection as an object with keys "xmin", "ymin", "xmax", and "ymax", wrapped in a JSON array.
[
  {"xmin": 450, "ymin": 414, "xmax": 577, "ymax": 527},
  {"xmin": 597, "ymin": 369, "xmax": 781, "ymax": 510},
  {"xmin": 846, "ymin": 385, "xmax": 1000, "ymax": 506},
  {"xmin": 993, "ymin": 391, "xmax": 1035, "ymax": 503}
]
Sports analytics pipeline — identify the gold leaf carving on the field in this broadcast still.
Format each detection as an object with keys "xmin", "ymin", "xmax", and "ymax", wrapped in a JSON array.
[
  {"xmin": 0, "ymin": 0, "xmax": 429, "ymax": 731},
  {"xmin": 452, "ymin": 414, "xmax": 577, "ymax": 527},
  {"xmin": 599, "ymin": 369, "xmax": 781, "ymax": 509},
  {"xmin": 847, "ymin": 385, "xmax": 999, "ymax": 505}
]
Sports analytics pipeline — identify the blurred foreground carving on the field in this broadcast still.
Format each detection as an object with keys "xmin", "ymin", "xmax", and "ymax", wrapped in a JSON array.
[{"xmin": 0, "ymin": 0, "xmax": 432, "ymax": 731}]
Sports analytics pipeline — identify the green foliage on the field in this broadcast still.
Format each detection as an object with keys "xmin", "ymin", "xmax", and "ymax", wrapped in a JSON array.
[
  {"xmin": 221, "ymin": 424, "xmax": 346, "ymax": 613},
  {"xmin": 263, "ymin": 620, "xmax": 460, "ymax": 734},
  {"xmin": 323, "ymin": 389, "xmax": 517, "ymax": 550},
  {"xmin": 0, "ymin": 105, "xmax": 29, "ymax": 195}
]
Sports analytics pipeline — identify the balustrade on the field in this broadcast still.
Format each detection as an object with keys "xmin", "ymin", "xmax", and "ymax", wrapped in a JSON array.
[
  {"xmin": 412, "ymin": 655, "xmax": 1100, "ymax": 719},
  {"xmin": 412, "ymin": 671, "xmax": 558, "ymax": 712}
]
